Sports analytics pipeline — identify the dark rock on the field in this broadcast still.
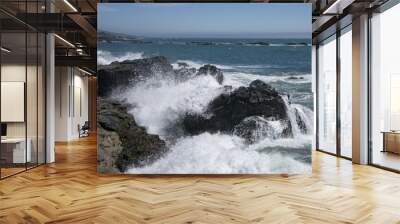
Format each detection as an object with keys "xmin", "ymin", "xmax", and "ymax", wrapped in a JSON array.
[
  {"xmin": 294, "ymin": 107, "xmax": 310, "ymax": 134},
  {"xmin": 97, "ymin": 128, "xmax": 123, "ymax": 173},
  {"xmin": 223, "ymin": 85, "xmax": 233, "ymax": 92},
  {"xmin": 287, "ymin": 76, "xmax": 304, "ymax": 80},
  {"xmin": 191, "ymin": 41, "xmax": 214, "ymax": 46},
  {"xmin": 98, "ymin": 56, "xmax": 226, "ymax": 98},
  {"xmin": 196, "ymin": 64, "xmax": 224, "ymax": 84},
  {"xmin": 245, "ymin": 42, "xmax": 270, "ymax": 46},
  {"xmin": 233, "ymin": 116, "xmax": 290, "ymax": 144},
  {"xmin": 295, "ymin": 111, "xmax": 307, "ymax": 134},
  {"xmin": 182, "ymin": 79, "xmax": 292, "ymax": 137},
  {"xmin": 287, "ymin": 42, "xmax": 308, "ymax": 46},
  {"xmin": 173, "ymin": 67, "xmax": 197, "ymax": 82},
  {"xmin": 97, "ymin": 98, "xmax": 167, "ymax": 172},
  {"xmin": 98, "ymin": 56, "xmax": 174, "ymax": 97},
  {"xmin": 177, "ymin": 62, "xmax": 189, "ymax": 68}
]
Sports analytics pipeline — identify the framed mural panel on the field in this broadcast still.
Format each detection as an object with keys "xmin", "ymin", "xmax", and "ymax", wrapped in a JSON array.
[{"xmin": 97, "ymin": 3, "xmax": 313, "ymax": 174}]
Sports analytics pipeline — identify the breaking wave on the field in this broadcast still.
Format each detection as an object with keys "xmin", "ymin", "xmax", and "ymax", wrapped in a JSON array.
[
  {"xmin": 98, "ymin": 50, "xmax": 143, "ymax": 65},
  {"xmin": 127, "ymin": 133, "xmax": 311, "ymax": 174},
  {"xmin": 224, "ymin": 71, "xmax": 312, "ymax": 88},
  {"xmin": 117, "ymin": 68, "xmax": 312, "ymax": 174},
  {"xmin": 172, "ymin": 60, "xmax": 234, "ymax": 70},
  {"xmin": 120, "ymin": 75, "xmax": 224, "ymax": 136}
]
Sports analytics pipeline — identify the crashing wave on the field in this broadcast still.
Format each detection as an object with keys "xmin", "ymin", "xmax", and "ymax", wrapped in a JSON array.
[
  {"xmin": 119, "ymin": 74, "xmax": 224, "ymax": 136},
  {"xmin": 233, "ymin": 116, "xmax": 289, "ymax": 143},
  {"xmin": 112, "ymin": 58, "xmax": 313, "ymax": 174},
  {"xmin": 98, "ymin": 50, "xmax": 144, "ymax": 65},
  {"xmin": 127, "ymin": 132, "xmax": 311, "ymax": 174},
  {"xmin": 172, "ymin": 60, "xmax": 234, "ymax": 70},
  {"xmin": 224, "ymin": 71, "xmax": 312, "ymax": 87}
]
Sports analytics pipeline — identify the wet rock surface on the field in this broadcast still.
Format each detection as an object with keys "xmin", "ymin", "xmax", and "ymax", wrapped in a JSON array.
[{"xmin": 97, "ymin": 98, "xmax": 167, "ymax": 172}]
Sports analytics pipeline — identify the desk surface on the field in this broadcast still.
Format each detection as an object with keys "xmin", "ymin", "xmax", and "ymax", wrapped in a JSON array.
[{"xmin": 381, "ymin": 131, "xmax": 400, "ymax": 134}]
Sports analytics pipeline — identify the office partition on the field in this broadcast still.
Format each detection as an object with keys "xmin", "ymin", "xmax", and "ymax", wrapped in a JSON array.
[{"xmin": 0, "ymin": 1, "xmax": 47, "ymax": 179}]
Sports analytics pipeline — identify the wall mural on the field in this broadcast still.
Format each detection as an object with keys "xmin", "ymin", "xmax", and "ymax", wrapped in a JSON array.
[{"xmin": 97, "ymin": 3, "xmax": 313, "ymax": 174}]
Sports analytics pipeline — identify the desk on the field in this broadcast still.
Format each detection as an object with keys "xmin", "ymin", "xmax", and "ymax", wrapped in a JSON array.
[
  {"xmin": 382, "ymin": 131, "xmax": 400, "ymax": 154},
  {"xmin": 1, "ymin": 138, "xmax": 31, "ymax": 163}
]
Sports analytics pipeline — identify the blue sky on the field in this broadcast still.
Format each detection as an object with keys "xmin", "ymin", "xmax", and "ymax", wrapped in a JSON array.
[{"xmin": 98, "ymin": 3, "xmax": 311, "ymax": 38}]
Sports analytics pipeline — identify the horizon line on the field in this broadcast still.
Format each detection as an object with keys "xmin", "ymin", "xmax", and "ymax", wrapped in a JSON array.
[{"xmin": 100, "ymin": 30, "xmax": 310, "ymax": 39}]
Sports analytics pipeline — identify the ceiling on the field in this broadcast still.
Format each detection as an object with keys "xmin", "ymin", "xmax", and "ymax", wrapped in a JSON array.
[{"xmin": 1, "ymin": 0, "xmax": 390, "ymax": 74}]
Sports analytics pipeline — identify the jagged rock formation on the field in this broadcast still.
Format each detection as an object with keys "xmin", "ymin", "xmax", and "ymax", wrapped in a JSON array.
[
  {"xmin": 182, "ymin": 79, "xmax": 292, "ymax": 138},
  {"xmin": 97, "ymin": 98, "xmax": 167, "ymax": 172}
]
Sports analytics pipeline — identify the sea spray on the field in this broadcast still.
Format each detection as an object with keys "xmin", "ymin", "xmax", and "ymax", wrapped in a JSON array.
[
  {"xmin": 119, "ymin": 74, "xmax": 224, "ymax": 136},
  {"xmin": 292, "ymin": 104, "xmax": 313, "ymax": 134},
  {"xmin": 98, "ymin": 50, "xmax": 144, "ymax": 65},
  {"xmin": 282, "ymin": 96, "xmax": 301, "ymax": 137},
  {"xmin": 172, "ymin": 60, "xmax": 235, "ymax": 70},
  {"xmin": 127, "ymin": 132, "xmax": 311, "ymax": 174},
  {"xmin": 115, "ymin": 62, "xmax": 313, "ymax": 174}
]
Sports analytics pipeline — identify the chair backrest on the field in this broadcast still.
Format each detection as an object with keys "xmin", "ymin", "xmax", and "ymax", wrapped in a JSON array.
[{"xmin": 82, "ymin": 121, "xmax": 90, "ymax": 129}]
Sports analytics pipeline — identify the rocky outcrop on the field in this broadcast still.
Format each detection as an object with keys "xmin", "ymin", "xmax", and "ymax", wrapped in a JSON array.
[
  {"xmin": 293, "ymin": 106, "xmax": 313, "ymax": 134},
  {"xmin": 246, "ymin": 42, "xmax": 270, "ymax": 46},
  {"xmin": 233, "ymin": 116, "xmax": 289, "ymax": 144},
  {"xmin": 177, "ymin": 62, "xmax": 189, "ymax": 68},
  {"xmin": 196, "ymin": 64, "xmax": 224, "ymax": 84},
  {"xmin": 294, "ymin": 109, "xmax": 307, "ymax": 134},
  {"xmin": 97, "ymin": 98, "xmax": 167, "ymax": 172},
  {"xmin": 98, "ymin": 57, "xmax": 225, "ymax": 97},
  {"xmin": 97, "ymin": 127, "xmax": 123, "ymax": 173},
  {"xmin": 98, "ymin": 56, "xmax": 174, "ymax": 97},
  {"xmin": 173, "ymin": 67, "xmax": 197, "ymax": 82},
  {"xmin": 174, "ymin": 64, "xmax": 224, "ymax": 84},
  {"xmin": 182, "ymin": 79, "xmax": 292, "ymax": 137}
]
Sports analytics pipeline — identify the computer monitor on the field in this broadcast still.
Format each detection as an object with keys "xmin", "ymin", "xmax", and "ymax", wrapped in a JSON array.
[{"xmin": 1, "ymin": 123, "xmax": 7, "ymax": 137}]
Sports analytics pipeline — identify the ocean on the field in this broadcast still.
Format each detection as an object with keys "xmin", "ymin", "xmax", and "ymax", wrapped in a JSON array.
[
  {"xmin": 98, "ymin": 38, "xmax": 312, "ymax": 109},
  {"xmin": 98, "ymin": 38, "xmax": 313, "ymax": 174}
]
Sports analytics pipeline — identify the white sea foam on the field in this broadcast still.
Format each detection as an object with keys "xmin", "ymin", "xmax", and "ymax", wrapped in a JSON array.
[
  {"xmin": 235, "ymin": 65, "xmax": 273, "ymax": 69},
  {"xmin": 98, "ymin": 50, "xmax": 143, "ymax": 65},
  {"xmin": 120, "ymin": 75, "xmax": 224, "ymax": 136},
  {"xmin": 117, "ymin": 64, "xmax": 312, "ymax": 174},
  {"xmin": 223, "ymin": 72, "xmax": 311, "ymax": 88},
  {"xmin": 172, "ymin": 60, "xmax": 234, "ymax": 70},
  {"xmin": 172, "ymin": 60, "xmax": 288, "ymax": 72},
  {"xmin": 127, "ymin": 132, "xmax": 311, "ymax": 174},
  {"xmin": 248, "ymin": 134, "xmax": 312, "ymax": 151},
  {"xmin": 292, "ymin": 104, "xmax": 314, "ymax": 134},
  {"xmin": 233, "ymin": 116, "xmax": 288, "ymax": 142},
  {"xmin": 283, "ymin": 97, "xmax": 301, "ymax": 137}
]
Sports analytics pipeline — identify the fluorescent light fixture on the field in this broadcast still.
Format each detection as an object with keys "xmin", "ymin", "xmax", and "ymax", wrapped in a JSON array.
[
  {"xmin": 78, "ymin": 67, "xmax": 92, "ymax": 76},
  {"xmin": 54, "ymin": 34, "xmax": 75, "ymax": 48},
  {"xmin": 76, "ymin": 48, "xmax": 85, "ymax": 55},
  {"xmin": 1, "ymin": 47, "xmax": 11, "ymax": 53},
  {"xmin": 63, "ymin": 0, "xmax": 78, "ymax": 12}
]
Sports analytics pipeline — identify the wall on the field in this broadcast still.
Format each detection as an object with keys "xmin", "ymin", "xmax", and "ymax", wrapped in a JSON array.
[
  {"xmin": 55, "ymin": 66, "xmax": 89, "ymax": 141},
  {"xmin": 1, "ymin": 64, "xmax": 42, "ymax": 139},
  {"xmin": 1, "ymin": 62, "xmax": 46, "ymax": 166}
]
